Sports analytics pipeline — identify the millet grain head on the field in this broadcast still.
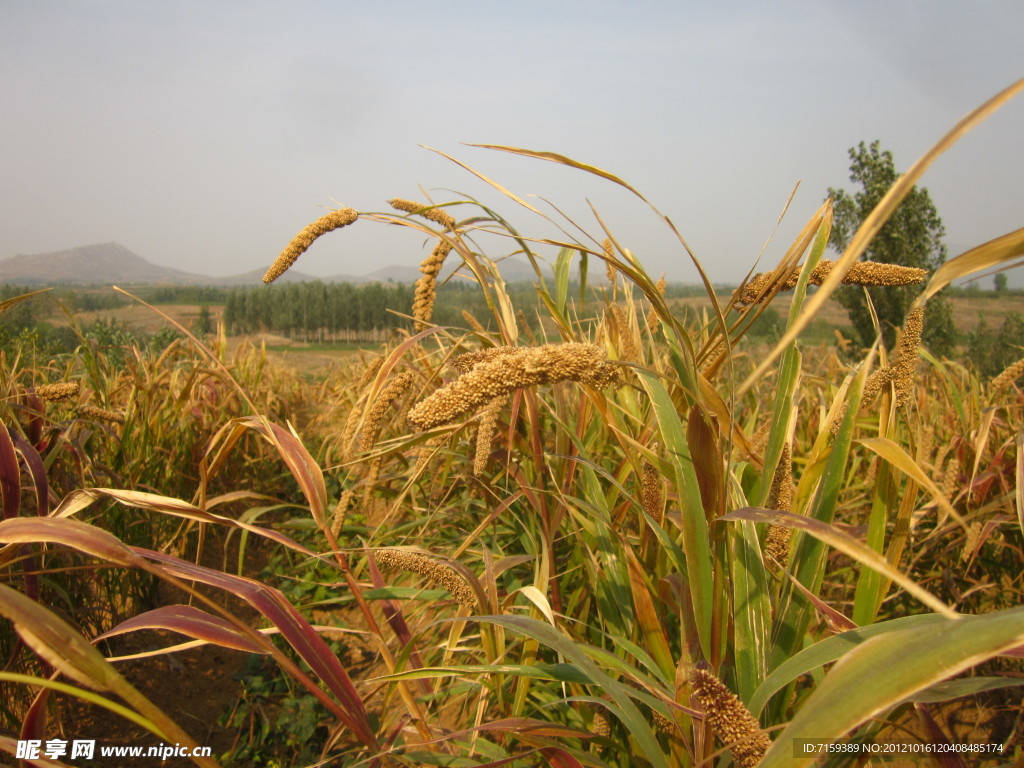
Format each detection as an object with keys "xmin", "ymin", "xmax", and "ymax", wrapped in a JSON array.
[
  {"xmin": 338, "ymin": 357, "xmax": 393, "ymax": 460},
  {"xmin": 264, "ymin": 208, "xmax": 358, "ymax": 284},
  {"xmin": 591, "ymin": 710, "xmax": 611, "ymax": 738},
  {"xmin": 891, "ymin": 306, "xmax": 924, "ymax": 407},
  {"xmin": 375, "ymin": 549, "xmax": 476, "ymax": 607},
  {"xmin": 610, "ymin": 304, "xmax": 639, "ymax": 364},
  {"xmin": 35, "ymin": 381, "xmax": 80, "ymax": 402},
  {"xmin": 765, "ymin": 442, "xmax": 795, "ymax": 569},
  {"xmin": 991, "ymin": 355, "xmax": 1024, "ymax": 391},
  {"xmin": 602, "ymin": 238, "xmax": 616, "ymax": 283},
  {"xmin": 645, "ymin": 275, "xmax": 666, "ymax": 331},
  {"xmin": 640, "ymin": 459, "xmax": 664, "ymax": 526},
  {"xmin": 407, "ymin": 343, "xmax": 623, "ymax": 431},
  {"xmin": 412, "ymin": 240, "xmax": 453, "ymax": 332},
  {"xmin": 689, "ymin": 663, "xmax": 771, "ymax": 768},
  {"xmin": 388, "ymin": 198, "xmax": 456, "ymax": 229},
  {"xmin": 460, "ymin": 309, "xmax": 487, "ymax": 335},
  {"xmin": 330, "ymin": 488, "xmax": 355, "ymax": 539},
  {"xmin": 766, "ymin": 442, "xmax": 794, "ymax": 512},
  {"xmin": 450, "ymin": 346, "xmax": 520, "ymax": 374},
  {"xmin": 830, "ymin": 304, "xmax": 926, "ymax": 434},
  {"xmin": 473, "ymin": 394, "xmax": 508, "ymax": 476},
  {"xmin": 738, "ymin": 259, "xmax": 929, "ymax": 305},
  {"xmin": 516, "ymin": 308, "xmax": 538, "ymax": 345},
  {"xmin": 360, "ymin": 372, "xmax": 415, "ymax": 452},
  {"xmin": 78, "ymin": 405, "xmax": 126, "ymax": 425}
]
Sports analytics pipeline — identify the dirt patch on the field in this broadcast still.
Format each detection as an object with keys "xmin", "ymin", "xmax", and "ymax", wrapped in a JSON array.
[
  {"xmin": 949, "ymin": 295, "xmax": 1022, "ymax": 333},
  {"xmin": 57, "ymin": 632, "xmax": 249, "ymax": 767},
  {"xmin": 66, "ymin": 304, "xmax": 222, "ymax": 336}
]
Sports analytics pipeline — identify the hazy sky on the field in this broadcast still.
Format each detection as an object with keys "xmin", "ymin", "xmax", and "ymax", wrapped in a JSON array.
[{"xmin": 2, "ymin": 1, "xmax": 1022, "ymax": 285}]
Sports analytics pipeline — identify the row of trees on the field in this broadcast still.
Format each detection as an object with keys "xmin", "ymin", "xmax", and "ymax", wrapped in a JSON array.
[
  {"xmin": 223, "ymin": 281, "xmax": 417, "ymax": 341},
  {"xmin": 220, "ymin": 279, "xmax": 580, "ymax": 341}
]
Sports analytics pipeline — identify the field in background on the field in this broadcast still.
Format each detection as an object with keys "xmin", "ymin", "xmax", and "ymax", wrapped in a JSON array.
[
  {"xmin": 50, "ymin": 287, "xmax": 1024, "ymax": 378},
  {"xmin": 61, "ymin": 303, "xmax": 374, "ymax": 375}
]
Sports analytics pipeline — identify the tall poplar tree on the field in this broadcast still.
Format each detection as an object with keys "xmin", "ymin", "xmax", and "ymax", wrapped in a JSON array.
[{"xmin": 827, "ymin": 141, "xmax": 956, "ymax": 355}]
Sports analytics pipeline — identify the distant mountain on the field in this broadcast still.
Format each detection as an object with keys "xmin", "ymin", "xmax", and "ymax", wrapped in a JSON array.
[
  {"xmin": 0, "ymin": 243, "xmax": 198, "ymax": 285},
  {"xmin": 0, "ymin": 242, "xmax": 551, "ymax": 287}
]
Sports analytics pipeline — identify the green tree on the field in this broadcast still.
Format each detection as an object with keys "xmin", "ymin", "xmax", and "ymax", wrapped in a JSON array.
[
  {"xmin": 994, "ymin": 272, "xmax": 1008, "ymax": 292},
  {"xmin": 195, "ymin": 304, "xmax": 213, "ymax": 337},
  {"xmin": 827, "ymin": 141, "xmax": 956, "ymax": 356}
]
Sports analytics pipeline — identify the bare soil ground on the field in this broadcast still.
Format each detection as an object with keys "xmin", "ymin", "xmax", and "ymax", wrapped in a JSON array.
[
  {"xmin": 66, "ymin": 304, "xmax": 219, "ymax": 335},
  {"xmin": 948, "ymin": 294, "xmax": 1023, "ymax": 332}
]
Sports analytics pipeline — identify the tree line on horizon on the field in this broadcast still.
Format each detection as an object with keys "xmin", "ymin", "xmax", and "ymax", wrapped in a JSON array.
[{"xmin": 223, "ymin": 280, "xmax": 417, "ymax": 341}]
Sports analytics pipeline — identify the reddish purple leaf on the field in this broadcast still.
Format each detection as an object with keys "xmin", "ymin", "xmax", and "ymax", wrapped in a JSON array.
[
  {"xmin": 784, "ymin": 571, "xmax": 858, "ymax": 634},
  {"xmin": 96, "ymin": 605, "xmax": 268, "ymax": 655},
  {"xmin": 10, "ymin": 433, "xmax": 48, "ymax": 603},
  {"xmin": 540, "ymin": 747, "xmax": 586, "ymax": 768},
  {"xmin": 12, "ymin": 434, "xmax": 48, "ymax": 517},
  {"xmin": 469, "ymin": 717, "xmax": 591, "ymax": 739},
  {"xmin": 0, "ymin": 516, "xmax": 377, "ymax": 751},
  {"xmin": 21, "ymin": 390, "xmax": 43, "ymax": 447},
  {"xmin": 239, "ymin": 417, "xmax": 327, "ymax": 528},
  {"xmin": 914, "ymin": 703, "xmax": 969, "ymax": 768},
  {"xmin": 0, "ymin": 422, "xmax": 21, "ymax": 519},
  {"xmin": 1000, "ymin": 644, "xmax": 1024, "ymax": 658}
]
